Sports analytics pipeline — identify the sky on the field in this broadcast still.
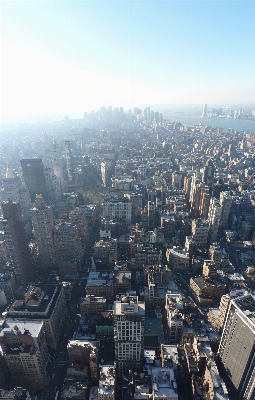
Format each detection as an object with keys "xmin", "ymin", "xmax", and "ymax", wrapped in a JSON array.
[{"xmin": 1, "ymin": 0, "xmax": 255, "ymax": 121}]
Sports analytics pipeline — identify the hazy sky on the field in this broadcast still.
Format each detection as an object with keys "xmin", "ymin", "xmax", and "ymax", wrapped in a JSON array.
[{"xmin": 1, "ymin": 0, "xmax": 255, "ymax": 120}]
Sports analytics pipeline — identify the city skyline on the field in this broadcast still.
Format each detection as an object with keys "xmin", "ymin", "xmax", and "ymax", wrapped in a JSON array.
[{"xmin": 1, "ymin": 0, "xmax": 255, "ymax": 121}]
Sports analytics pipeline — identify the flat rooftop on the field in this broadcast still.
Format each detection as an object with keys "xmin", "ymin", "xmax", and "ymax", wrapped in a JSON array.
[
  {"xmin": 0, "ymin": 319, "xmax": 43, "ymax": 338},
  {"xmin": 6, "ymin": 284, "xmax": 62, "ymax": 319},
  {"xmin": 234, "ymin": 294, "xmax": 255, "ymax": 323}
]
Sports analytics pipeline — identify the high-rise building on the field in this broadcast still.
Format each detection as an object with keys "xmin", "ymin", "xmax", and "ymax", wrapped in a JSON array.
[
  {"xmin": 208, "ymin": 197, "xmax": 222, "ymax": 241},
  {"xmin": 65, "ymin": 141, "xmax": 73, "ymax": 184},
  {"xmin": 191, "ymin": 219, "xmax": 209, "ymax": 249},
  {"xmin": 218, "ymin": 294, "xmax": 255, "ymax": 399},
  {"xmin": 202, "ymin": 159, "xmax": 215, "ymax": 185},
  {"xmin": 30, "ymin": 195, "xmax": 55, "ymax": 266},
  {"xmin": 54, "ymin": 222, "xmax": 82, "ymax": 266},
  {"xmin": 202, "ymin": 104, "xmax": 207, "ymax": 117},
  {"xmin": 6, "ymin": 284, "xmax": 67, "ymax": 350},
  {"xmin": 220, "ymin": 191, "xmax": 232, "ymax": 225},
  {"xmin": 69, "ymin": 208, "xmax": 89, "ymax": 246},
  {"xmin": 0, "ymin": 165, "xmax": 32, "ymax": 236},
  {"xmin": 1, "ymin": 200, "xmax": 34, "ymax": 285},
  {"xmin": 199, "ymin": 185, "xmax": 210, "ymax": 218},
  {"xmin": 44, "ymin": 166, "xmax": 62, "ymax": 203},
  {"xmin": 0, "ymin": 320, "xmax": 50, "ymax": 390},
  {"xmin": 20, "ymin": 159, "xmax": 49, "ymax": 203},
  {"xmin": 114, "ymin": 295, "xmax": 145, "ymax": 378},
  {"xmin": 101, "ymin": 161, "xmax": 112, "ymax": 187}
]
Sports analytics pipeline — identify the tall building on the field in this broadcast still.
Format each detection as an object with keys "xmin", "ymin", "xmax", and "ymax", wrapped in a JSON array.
[
  {"xmin": 202, "ymin": 159, "xmax": 215, "ymax": 185},
  {"xmin": 1, "ymin": 200, "xmax": 34, "ymax": 285},
  {"xmin": 65, "ymin": 141, "xmax": 73, "ymax": 184},
  {"xmin": 30, "ymin": 195, "xmax": 55, "ymax": 266},
  {"xmin": 114, "ymin": 295, "xmax": 145, "ymax": 378},
  {"xmin": 6, "ymin": 284, "xmax": 67, "ymax": 350},
  {"xmin": 69, "ymin": 208, "xmax": 89, "ymax": 246},
  {"xmin": 44, "ymin": 166, "xmax": 62, "ymax": 203},
  {"xmin": 54, "ymin": 222, "xmax": 82, "ymax": 266},
  {"xmin": 220, "ymin": 191, "xmax": 232, "ymax": 225},
  {"xmin": 0, "ymin": 320, "xmax": 50, "ymax": 390},
  {"xmin": 199, "ymin": 184, "xmax": 210, "ymax": 218},
  {"xmin": 0, "ymin": 165, "xmax": 32, "ymax": 236},
  {"xmin": 101, "ymin": 161, "xmax": 112, "ymax": 187},
  {"xmin": 208, "ymin": 197, "xmax": 222, "ymax": 241},
  {"xmin": 148, "ymin": 201, "xmax": 155, "ymax": 229},
  {"xmin": 218, "ymin": 294, "xmax": 255, "ymax": 399},
  {"xmin": 52, "ymin": 140, "xmax": 67, "ymax": 192},
  {"xmin": 191, "ymin": 219, "xmax": 209, "ymax": 249},
  {"xmin": 202, "ymin": 104, "xmax": 207, "ymax": 117},
  {"xmin": 20, "ymin": 159, "xmax": 49, "ymax": 203}
]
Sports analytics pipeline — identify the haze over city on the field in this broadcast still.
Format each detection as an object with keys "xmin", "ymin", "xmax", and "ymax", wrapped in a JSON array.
[{"xmin": 1, "ymin": 0, "xmax": 255, "ymax": 122}]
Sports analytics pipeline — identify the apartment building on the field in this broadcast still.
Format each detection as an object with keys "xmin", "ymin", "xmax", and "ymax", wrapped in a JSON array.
[
  {"xmin": 114, "ymin": 296, "xmax": 145, "ymax": 377},
  {"xmin": 103, "ymin": 199, "xmax": 132, "ymax": 226},
  {"xmin": 0, "ymin": 320, "xmax": 50, "ymax": 390},
  {"xmin": 2, "ymin": 201, "xmax": 34, "ymax": 285},
  {"xmin": 208, "ymin": 198, "xmax": 222, "ymax": 241},
  {"xmin": 54, "ymin": 222, "xmax": 82, "ymax": 265},
  {"xmin": 30, "ymin": 194, "xmax": 55, "ymax": 265},
  {"xmin": 220, "ymin": 191, "xmax": 232, "ymax": 225},
  {"xmin": 191, "ymin": 219, "xmax": 209, "ymax": 249}
]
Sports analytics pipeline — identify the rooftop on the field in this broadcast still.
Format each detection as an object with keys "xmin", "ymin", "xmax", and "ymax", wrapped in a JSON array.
[
  {"xmin": 0, "ymin": 319, "xmax": 43, "ymax": 338},
  {"xmin": 6, "ymin": 284, "xmax": 62, "ymax": 319}
]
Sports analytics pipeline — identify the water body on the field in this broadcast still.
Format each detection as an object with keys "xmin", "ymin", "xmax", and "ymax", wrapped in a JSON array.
[{"xmin": 160, "ymin": 107, "xmax": 255, "ymax": 133}]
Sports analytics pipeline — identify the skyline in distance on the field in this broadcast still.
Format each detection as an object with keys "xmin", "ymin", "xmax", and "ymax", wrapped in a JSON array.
[{"xmin": 1, "ymin": 0, "xmax": 255, "ymax": 121}]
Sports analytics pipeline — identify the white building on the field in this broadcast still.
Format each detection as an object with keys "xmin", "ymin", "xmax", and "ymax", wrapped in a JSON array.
[
  {"xmin": 114, "ymin": 296, "xmax": 145, "ymax": 377},
  {"xmin": 103, "ymin": 200, "xmax": 132, "ymax": 226}
]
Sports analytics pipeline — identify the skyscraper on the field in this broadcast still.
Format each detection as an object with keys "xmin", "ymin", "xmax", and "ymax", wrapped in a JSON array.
[
  {"xmin": 65, "ymin": 141, "xmax": 73, "ymax": 184},
  {"xmin": 1, "ymin": 165, "xmax": 32, "ymax": 236},
  {"xmin": 114, "ymin": 295, "xmax": 145, "ymax": 378},
  {"xmin": 220, "ymin": 191, "xmax": 232, "ymax": 225},
  {"xmin": 20, "ymin": 159, "xmax": 49, "ymax": 203},
  {"xmin": 30, "ymin": 195, "xmax": 55, "ymax": 266},
  {"xmin": 208, "ymin": 197, "xmax": 222, "ymax": 241},
  {"xmin": 218, "ymin": 294, "xmax": 255, "ymax": 399},
  {"xmin": 1, "ymin": 200, "xmax": 34, "ymax": 285},
  {"xmin": 202, "ymin": 104, "xmax": 207, "ymax": 117}
]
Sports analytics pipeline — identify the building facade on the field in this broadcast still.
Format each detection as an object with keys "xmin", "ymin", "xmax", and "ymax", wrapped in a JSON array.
[
  {"xmin": 30, "ymin": 195, "xmax": 55, "ymax": 266},
  {"xmin": 1, "ymin": 201, "xmax": 34, "ymax": 285},
  {"xmin": 218, "ymin": 294, "xmax": 255, "ymax": 399},
  {"xmin": 114, "ymin": 296, "xmax": 145, "ymax": 378}
]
